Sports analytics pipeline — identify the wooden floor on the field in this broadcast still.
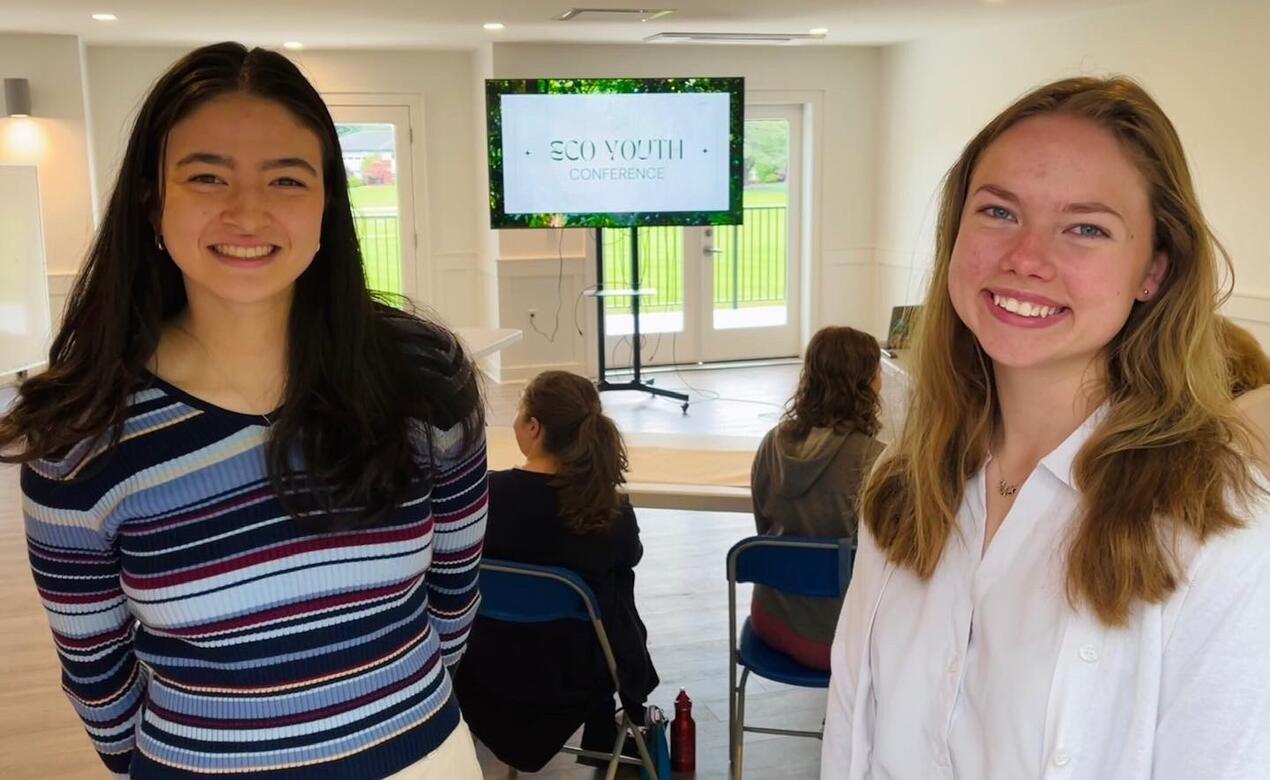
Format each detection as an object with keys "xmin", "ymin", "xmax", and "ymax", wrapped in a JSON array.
[
  {"xmin": 484, "ymin": 362, "xmax": 800, "ymax": 440},
  {"xmin": 0, "ymin": 368, "xmax": 830, "ymax": 779}
]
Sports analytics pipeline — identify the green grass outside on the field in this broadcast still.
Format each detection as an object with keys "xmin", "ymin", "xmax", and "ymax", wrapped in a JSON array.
[
  {"xmin": 347, "ymin": 185, "xmax": 404, "ymax": 296},
  {"xmin": 603, "ymin": 187, "xmax": 789, "ymax": 313},
  {"xmin": 352, "ymin": 214, "xmax": 403, "ymax": 297},
  {"xmin": 347, "ymin": 183, "xmax": 789, "ymax": 306},
  {"xmin": 348, "ymin": 184, "xmax": 399, "ymax": 211}
]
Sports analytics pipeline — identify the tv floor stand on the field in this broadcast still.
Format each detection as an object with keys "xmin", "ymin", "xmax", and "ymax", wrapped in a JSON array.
[{"xmin": 591, "ymin": 226, "xmax": 689, "ymax": 413}]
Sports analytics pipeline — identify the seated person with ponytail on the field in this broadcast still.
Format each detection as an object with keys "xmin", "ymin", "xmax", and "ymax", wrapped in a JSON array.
[{"xmin": 454, "ymin": 371, "xmax": 659, "ymax": 772}]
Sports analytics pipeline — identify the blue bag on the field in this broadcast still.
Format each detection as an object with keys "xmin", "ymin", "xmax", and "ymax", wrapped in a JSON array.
[{"xmin": 639, "ymin": 705, "xmax": 673, "ymax": 780}]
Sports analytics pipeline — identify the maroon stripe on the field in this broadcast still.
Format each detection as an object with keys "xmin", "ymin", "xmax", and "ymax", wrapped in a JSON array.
[
  {"xmin": 54, "ymin": 623, "xmax": 132, "ymax": 650},
  {"xmin": 432, "ymin": 545, "xmax": 481, "ymax": 563},
  {"xmin": 148, "ymin": 641, "xmax": 439, "ymax": 728},
  {"xmin": 164, "ymin": 577, "xmax": 421, "ymax": 637},
  {"xmin": 121, "ymin": 524, "xmax": 429, "ymax": 590},
  {"xmin": 432, "ymin": 492, "xmax": 487, "ymax": 518},
  {"xmin": 39, "ymin": 587, "xmax": 123, "ymax": 605},
  {"xmin": 129, "ymin": 486, "xmax": 274, "ymax": 534},
  {"xmin": 29, "ymin": 548, "xmax": 113, "ymax": 564}
]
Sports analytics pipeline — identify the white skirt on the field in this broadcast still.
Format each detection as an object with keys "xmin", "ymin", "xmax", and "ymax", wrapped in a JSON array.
[{"xmin": 385, "ymin": 717, "xmax": 482, "ymax": 779}]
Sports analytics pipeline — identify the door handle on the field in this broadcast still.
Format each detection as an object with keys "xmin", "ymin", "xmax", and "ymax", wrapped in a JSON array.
[{"xmin": 704, "ymin": 247, "xmax": 724, "ymax": 255}]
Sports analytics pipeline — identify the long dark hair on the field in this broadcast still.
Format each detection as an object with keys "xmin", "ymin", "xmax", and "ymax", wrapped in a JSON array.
[
  {"xmin": 0, "ymin": 42, "xmax": 483, "ymax": 531},
  {"xmin": 521, "ymin": 371, "xmax": 628, "ymax": 533},
  {"xmin": 781, "ymin": 326, "xmax": 882, "ymax": 439}
]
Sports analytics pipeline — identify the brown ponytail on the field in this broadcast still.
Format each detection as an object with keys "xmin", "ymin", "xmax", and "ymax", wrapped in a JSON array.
[{"xmin": 521, "ymin": 371, "xmax": 630, "ymax": 533}]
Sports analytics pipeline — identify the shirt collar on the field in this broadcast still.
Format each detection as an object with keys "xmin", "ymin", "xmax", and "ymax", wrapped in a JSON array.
[{"xmin": 1037, "ymin": 402, "xmax": 1111, "ymax": 491}]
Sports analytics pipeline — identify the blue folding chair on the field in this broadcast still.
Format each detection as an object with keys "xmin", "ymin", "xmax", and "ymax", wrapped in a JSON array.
[
  {"xmin": 726, "ymin": 536, "xmax": 855, "ymax": 780},
  {"xmin": 476, "ymin": 559, "xmax": 659, "ymax": 780}
]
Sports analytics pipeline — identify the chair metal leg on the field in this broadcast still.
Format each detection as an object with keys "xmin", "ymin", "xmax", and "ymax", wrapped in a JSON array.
[
  {"xmin": 731, "ymin": 666, "xmax": 752, "ymax": 780},
  {"xmin": 625, "ymin": 712, "xmax": 659, "ymax": 780},
  {"xmin": 604, "ymin": 720, "xmax": 626, "ymax": 780},
  {"xmin": 729, "ymin": 670, "xmax": 739, "ymax": 779}
]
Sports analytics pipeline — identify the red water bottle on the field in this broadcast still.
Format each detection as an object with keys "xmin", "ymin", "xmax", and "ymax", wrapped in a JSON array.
[{"xmin": 671, "ymin": 688, "xmax": 696, "ymax": 772}]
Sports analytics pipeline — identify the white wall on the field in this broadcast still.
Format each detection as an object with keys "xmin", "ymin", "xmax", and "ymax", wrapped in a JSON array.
[
  {"xmin": 84, "ymin": 45, "xmax": 495, "ymax": 330},
  {"xmin": 487, "ymin": 43, "xmax": 881, "ymax": 380},
  {"xmin": 874, "ymin": 0, "xmax": 1270, "ymax": 345},
  {"xmin": 0, "ymin": 33, "xmax": 96, "ymax": 327}
]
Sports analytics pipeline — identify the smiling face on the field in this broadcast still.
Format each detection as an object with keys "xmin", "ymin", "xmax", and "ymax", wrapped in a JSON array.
[
  {"xmin": 947, "ymin": 113, "xmax": 1168, "ymax": 382},
  {"xmin": 159, "ymin": 93, "xmax": 326, "ymax": 313}
]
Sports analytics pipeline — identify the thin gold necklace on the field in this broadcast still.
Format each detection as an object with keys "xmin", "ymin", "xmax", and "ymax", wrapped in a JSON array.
[
  {"xmin": 174, "ymin": 322, "xmax": 281, "ymax": 427},
  {"xmin": 993, "ymin": 458, "xmax": 1021, "ymax": 497}
]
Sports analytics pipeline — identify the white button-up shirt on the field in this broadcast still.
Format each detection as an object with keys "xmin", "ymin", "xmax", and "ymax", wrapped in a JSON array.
[{"xmin": 822, "ymin": 411, "xmax": 1270, "ymax": 779}]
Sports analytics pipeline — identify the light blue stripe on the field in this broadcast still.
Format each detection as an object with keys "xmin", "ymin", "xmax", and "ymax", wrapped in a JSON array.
[
  {"xmin": 138, "ymin": 677, "xmax": 454, "ymax": 772},
  {"xmin": 136, "ymin": 599, "xmax": 433, "ymax": 671}
]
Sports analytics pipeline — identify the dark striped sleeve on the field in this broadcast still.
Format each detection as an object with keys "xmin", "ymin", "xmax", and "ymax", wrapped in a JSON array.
[
  {"xmin": 21, "ymin": 464, "xmax": 144, "ymax": 775},
  {"xmin": 424, "ymin": 425, "xmax": 487, "ymax": 667}
]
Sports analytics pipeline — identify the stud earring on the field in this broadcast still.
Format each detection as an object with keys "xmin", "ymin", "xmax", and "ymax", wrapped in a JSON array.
[{"xmin": 155, "ymin": 232, "xmax": 166, "ymax": 252}]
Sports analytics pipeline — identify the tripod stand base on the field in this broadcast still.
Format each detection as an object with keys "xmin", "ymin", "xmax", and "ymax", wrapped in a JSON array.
[{"xmin": 597, "ymin": 379, "xmax": 690, "ymax": 413}]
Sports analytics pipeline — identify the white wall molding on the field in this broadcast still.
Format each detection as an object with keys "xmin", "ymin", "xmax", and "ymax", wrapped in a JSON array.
[
  {"xmin": 1225, "ymin": 291, "xmax": 1270, "ymax": 325},
  {"xmin": 48, "ymin": 271, "xmax": 76, "ymax": 328},
  {"xmin": 496, "ymin": 255, "xmax": 588, "ymax": 276},
  {"xmin": 499, "ymin": 361, "xmax": 589, "ymax": 383}
]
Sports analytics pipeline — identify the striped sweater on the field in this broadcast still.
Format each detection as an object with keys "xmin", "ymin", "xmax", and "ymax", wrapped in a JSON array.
[{"xmin": 21, "ymin": 375, "xmax": 487, "ymax": 778}]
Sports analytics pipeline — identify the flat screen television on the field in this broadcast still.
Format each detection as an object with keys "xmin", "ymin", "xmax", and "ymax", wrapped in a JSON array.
[{"xmin": 486, "ymin": 77, "xmax": 744, "ymax": 229}]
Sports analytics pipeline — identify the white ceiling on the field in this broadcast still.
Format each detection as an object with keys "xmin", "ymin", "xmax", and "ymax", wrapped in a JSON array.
[{"xmin": 0, "ymin": 0, "xmax": 1143, "ymax": 49}]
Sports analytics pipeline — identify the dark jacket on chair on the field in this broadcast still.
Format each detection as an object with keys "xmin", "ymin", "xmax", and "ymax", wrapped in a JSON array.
[
  {"xmin": 454, "ymin": 468, "xmax": 659, "ymax": 772},
  {"xmin": 750, "ymin": 424, "xmax": 884, "ymax": 645}
]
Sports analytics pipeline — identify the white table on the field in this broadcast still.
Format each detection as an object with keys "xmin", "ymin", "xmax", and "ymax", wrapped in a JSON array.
[{"xmin": 454, "ymin": 327, "xmax": 522, "ymax": 360}]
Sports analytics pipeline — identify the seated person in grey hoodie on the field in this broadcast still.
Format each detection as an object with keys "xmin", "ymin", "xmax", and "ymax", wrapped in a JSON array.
[{"xmin": 750, "ymin": 326, "xmax": 885, "ymax": 670}]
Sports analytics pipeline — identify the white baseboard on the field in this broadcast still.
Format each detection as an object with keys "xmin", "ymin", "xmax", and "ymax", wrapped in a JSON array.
[{"xmin": 498, "ymin": 361, "xmax": 589, "ymax": 383}]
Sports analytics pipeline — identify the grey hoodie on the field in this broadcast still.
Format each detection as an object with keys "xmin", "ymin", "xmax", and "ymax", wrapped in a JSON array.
[{"xmin": 750, "ymin": 424, "xmax": 884, "ymax": 645}]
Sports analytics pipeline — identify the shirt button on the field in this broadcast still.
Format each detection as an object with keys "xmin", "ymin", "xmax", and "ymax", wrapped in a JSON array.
[
  {"xmin": 1078, "ymin": 644, "xmax": 1100, "ymax": 663},
  {"xmin": 1053, "ymin": 748, "xmax": 1072, "ymax": 767},
  {"xmin": 936, "ymin": 751, "xmax": 951, "ymax": 768},
  {"xmin": 947, "ymin": 658, "xmax": 959, "ymax": 674}
]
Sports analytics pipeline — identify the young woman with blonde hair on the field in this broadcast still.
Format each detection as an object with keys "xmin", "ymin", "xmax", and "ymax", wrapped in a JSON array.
[{"xmin": 822, "ymin": 77, "xmax": 1269, "ymax": 779}]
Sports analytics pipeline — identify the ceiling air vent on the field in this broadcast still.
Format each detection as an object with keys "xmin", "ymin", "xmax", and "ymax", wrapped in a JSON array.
[
  {"xmin": 645, "ymin": 31, "xmax": 826, "ymax": 44},
  {"xmin": 556, "ymin": 8, "xmax": 676, "ymax": 22}
]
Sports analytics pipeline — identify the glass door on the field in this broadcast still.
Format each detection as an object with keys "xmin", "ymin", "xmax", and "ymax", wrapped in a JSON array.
[
  {"xmin": 329, "ymin": 104, "xmax": 418, "ymax": 302},
  {"xmin": 598, "ymin": 104, "xmax": 803, "ymax": 368},
  {"xmin": 696, "ymin": 104, "xmax": 802, "ymax": 362},
  {"xmin": 597, "ymin": 225, "xmax": 689, "ymax": 369}
]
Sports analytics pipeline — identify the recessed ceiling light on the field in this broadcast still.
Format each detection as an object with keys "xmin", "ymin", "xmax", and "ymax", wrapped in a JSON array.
[
  {"xmin": 283, "ymin": 41, "xmax": 304, "ymax": 50},
  {"xmin": 91, "ymin": 13, "xmax": 117, "ymax": 22},
  {"xmin": 809, "ymin": 27, "xmax": 829, "ymax": 35},
  {"xmin": 483, "ymin": 22, "xmax": 505, "ymax": 31}
]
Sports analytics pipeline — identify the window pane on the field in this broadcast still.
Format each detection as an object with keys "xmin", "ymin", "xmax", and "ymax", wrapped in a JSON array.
[
  {"xmin": 714, "ymin": 118, "xmax": 789, "ymax": 330},
  {"xmin": 336, "ymin": 123, "xmax": 404, "ymax": 297}
]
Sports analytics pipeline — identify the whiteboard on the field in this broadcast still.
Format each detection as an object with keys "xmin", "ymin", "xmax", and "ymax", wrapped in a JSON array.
[{"xmin": 0, "ymin": 165, "xmax": 52, "ymax": 377}]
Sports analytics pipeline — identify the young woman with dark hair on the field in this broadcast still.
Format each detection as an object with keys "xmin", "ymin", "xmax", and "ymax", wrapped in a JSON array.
[
  {"xmin": 749, "ymin": 325, "xmax": 886, "ymax": 671},
  {"xmin": 1, "ymin": 42, "xmax": 486, "ymax": 778},
  {"xmin": 454, "ymin": 370, "xmax": 659, "ymax": 772}
]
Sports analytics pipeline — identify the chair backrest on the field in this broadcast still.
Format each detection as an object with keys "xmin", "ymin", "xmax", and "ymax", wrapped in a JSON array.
[
  {"xmin": 476, "ymin": 558, "xmax": 626, "ymax": 699},
  {"xmin": 726, "ymin": 536, "xmax": 855, "ymax": 598},
  {"xmin": 477, "ymin": 559, "xmax": 602, "ymax": 624}
]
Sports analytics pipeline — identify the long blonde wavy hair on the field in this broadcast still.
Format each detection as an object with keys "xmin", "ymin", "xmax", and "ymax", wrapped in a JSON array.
[{"xmin": 862, "ymin": 76, "xmax": 1262, "ymax": 626}]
